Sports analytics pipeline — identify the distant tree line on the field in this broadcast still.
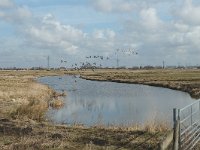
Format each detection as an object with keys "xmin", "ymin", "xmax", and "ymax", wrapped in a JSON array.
[{"xmin": 0, "ymin": 65, "xmax": 200, "ymax": 71}]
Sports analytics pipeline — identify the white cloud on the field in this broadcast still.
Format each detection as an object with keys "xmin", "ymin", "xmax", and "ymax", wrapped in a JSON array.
[
  {"xmin": 140, "ymin": 8, "xmax": 163, "ymax": 30},
  {"xmin": 174, "ymin": 23, "xmax": 189, "ymax": 32},
  {"xmin": 21, "ymin": 13, "xmax": 116, "ymax": 58},
  {"xmin": 91, "ymin": 0, "xmax": 136, "ymax": 13},
  {"xmin": 1, "ymin": 0, "xmax": 200, "ymax": 67},
  {"xmin": 92, "ymin": 0, "xmax": 113, "ymax": 12},
  {"xmin": 92, "ymin": 29, "xmax": 116, "ymax": 39},
  {"xmin": 16, "ymin": 6, "xmax": 32, "ymax": 19},
  {"xmin": 91, "ymin": 0, "xmax": 173, "ymax": 13},
  {"xmin": 185, "ymin": 26, "xmax": 200, "ymax": 47},
  {"xmin": 24, "ymin": 14, "xmax": 86, "ymax": 54},
  {"xmin": 175, "ymin": 0, "xmax": 200, "ymax": 25},
  {"xmin": 118, "ymin": 0, "xmax": 200, "ymax": 66},
  {"xmin": 0, "ymin": 11, "xmax": 5, "ymax": 17},
  {"xmin": 0, "ymin": 0, "xmax": 13, "ymax": 8},
  {"xmin": 93, "ymin": 30, "xmax": 105, "ymax": 39},
  {"xmin": 0, "ymin": 5, "xmax": 32, "ymax": 23},
  {"xmin": 0, "ymin": 0, "xmax": 117, "ymax": 65}
]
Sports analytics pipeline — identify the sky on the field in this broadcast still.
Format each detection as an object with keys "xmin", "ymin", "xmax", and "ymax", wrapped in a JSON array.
[{"xmin": 0, "ymin": 0, "xmax": 200, "ymax": 68}]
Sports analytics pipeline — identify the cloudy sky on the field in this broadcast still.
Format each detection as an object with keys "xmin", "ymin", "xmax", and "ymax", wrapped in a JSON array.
[{"xmin": 0, "ymin": 0, "xmax": 200, "ymax": 68}]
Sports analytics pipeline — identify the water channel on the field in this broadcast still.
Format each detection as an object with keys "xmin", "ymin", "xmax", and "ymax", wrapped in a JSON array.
[{"xmin": 38, "ymin": 75, "xmax": 196, "ymax": 126}]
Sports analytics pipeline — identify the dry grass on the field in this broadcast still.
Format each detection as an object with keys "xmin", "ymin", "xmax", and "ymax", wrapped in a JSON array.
[
  {"xmin": 0, "ymin": 70, "xmax": 64, "ymax": 120},
  {"xmin": 92, "ymin": 119, "xmax": 170, "ymax": 134},
  {"xmin": 143, "ymin": 121, "xmax": 170, "ymax": 133},
  {"xmin": 0, "ymin": 118, "xmax": 167, "ymax": 150},
  {"xmin": 49, "ymin": 97, "xmax": 64, "ymax": 109},
  {"xmin": 9, "ymin": 99, "xmax": 48, "ymax": 121}
]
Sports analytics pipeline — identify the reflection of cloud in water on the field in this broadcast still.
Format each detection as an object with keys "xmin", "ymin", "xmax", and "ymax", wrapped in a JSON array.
[
  {"xmin": 48, "ymin": 96, "xmax": 118, "ymax": 125},
  {"xmin": 41, "ymin": 76, "xmax": 195, "ymax": 126}
]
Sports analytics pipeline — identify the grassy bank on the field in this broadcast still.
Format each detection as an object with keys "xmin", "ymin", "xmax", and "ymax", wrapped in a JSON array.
[
  {"xmin": 0, "ymin": 118, "xmax": 168, "ymax": 150},
  {"xmin": 0, "ymin": 70, "xmax": 169, "ymax": 149},
  {"xmin": 80, "ymin": 69, "xmax": 200, "ymax": 99},
  {"xmin": 0, "ymin": 70, "xmax": 66, "ymax": 119}
]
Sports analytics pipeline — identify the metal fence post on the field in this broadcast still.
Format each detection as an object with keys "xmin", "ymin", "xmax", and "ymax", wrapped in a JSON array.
[
  {"xmin": 191, "ymin": 105, "xmax": 193, "ymax": 126},
  {"xmin": 199, "ymin": 100, "xmax": 200, "ymax": 116},
  {"xmin": 173, "ymin": 108, "xmax": 179, "ymax": 150}
]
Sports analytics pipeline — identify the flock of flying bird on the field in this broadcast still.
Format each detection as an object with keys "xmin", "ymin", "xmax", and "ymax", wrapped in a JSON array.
[
  {"xmin": 60, "ymin": 48, "xmax": 138, "ymax": 69},
  {"xmin": 116, "ymin": 48, "xmax": 138, "ymax": 56},
  {"xmin": 59, "ymin": 48, "xmax": 139, "ymax": 87}
]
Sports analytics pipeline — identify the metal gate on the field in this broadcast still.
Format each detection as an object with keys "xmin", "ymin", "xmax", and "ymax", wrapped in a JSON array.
[{"xmin": 174, "ymin": 100, "xmax": 200, "ymax": 149}]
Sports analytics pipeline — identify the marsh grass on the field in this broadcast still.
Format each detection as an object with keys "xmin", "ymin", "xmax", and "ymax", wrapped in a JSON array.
[
  {"xmin": 92, "ymin": 120, "xmax": 170, "ymax": 134},
  {"xmin": 8, "ymin": 90, "xmax": 66, "ymax": 121},
  {"xmin": 143, "ymin": 120, "xmax": 170, "ymax": 133},
  {"xmin": 0, "ymin": 70, "xmax": 63, "ymax": 121},
  {"xmin": 49, "ymin": 98, "xmax": 64, "ymax": 109},
  {"xmin": 9, "ymin": 99, "xmax": 48, "ymax": 121}
]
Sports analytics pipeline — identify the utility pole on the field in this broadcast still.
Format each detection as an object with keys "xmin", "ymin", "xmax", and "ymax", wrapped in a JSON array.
[
  {"xmin": 117, "ymin": 55, "xmax": 119, "ymax": 68},
  {"xmin": 116, "ymin": 49, "xmax": 120, "ymax": 68},
  {"xmin": 47, "ymin": 56, "xmax": 50, "ymax": 69},
  {"xmin": 163, "ymin": 61, "xmax": 165, "ymax": 69}
]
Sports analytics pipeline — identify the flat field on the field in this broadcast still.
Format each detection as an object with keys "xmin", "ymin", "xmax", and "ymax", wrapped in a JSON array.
[{"xmin": 0, "ymin": 69, "xmax": 199, "ymax": 149}]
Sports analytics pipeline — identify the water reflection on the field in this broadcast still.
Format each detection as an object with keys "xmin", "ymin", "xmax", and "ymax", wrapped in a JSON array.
[{"xmin": 38, "ymin": 76, "xmax": 196, "ymax": 126}]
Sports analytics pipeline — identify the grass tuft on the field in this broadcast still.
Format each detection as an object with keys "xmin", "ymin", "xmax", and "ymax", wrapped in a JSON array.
[
  {"xmin": 49, "ymin": 98, "xmax": 64, "ymax": 109},
  {"xmin": 143, "ymin": 121, "xmax": 170, "ymax": 133},
  {"xmin": 9, "ymin": 99, "xmax": 48, "ymax": 122}
]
